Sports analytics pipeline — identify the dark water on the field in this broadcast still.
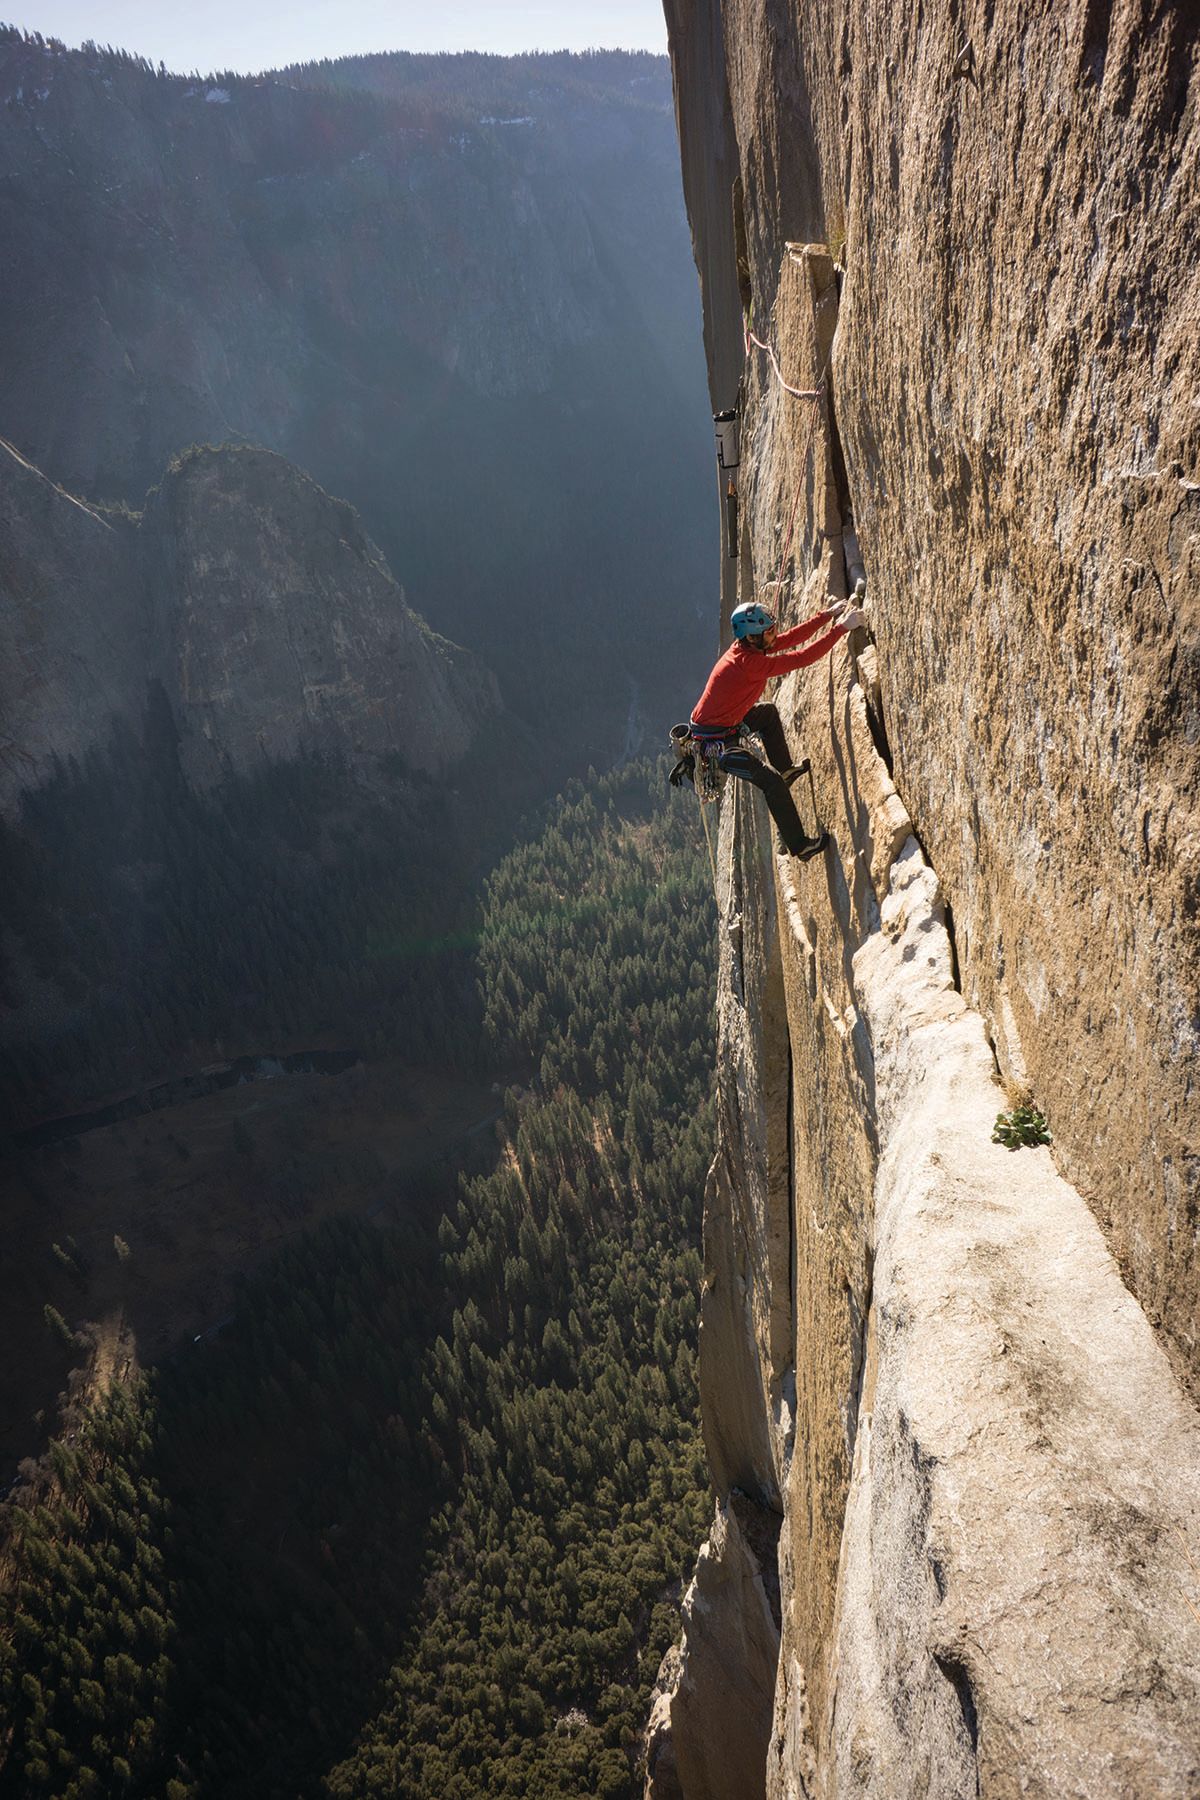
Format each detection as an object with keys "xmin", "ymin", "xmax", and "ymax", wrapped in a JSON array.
[{"xmin": 14, "ymin": 1051, "xmax": 360, "ymax": 1151}]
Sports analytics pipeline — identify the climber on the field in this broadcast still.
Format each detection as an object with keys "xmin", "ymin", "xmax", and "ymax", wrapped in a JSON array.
[{"xmin": 686, "ymin": 590, "xmax": 866, "ymax": 859}]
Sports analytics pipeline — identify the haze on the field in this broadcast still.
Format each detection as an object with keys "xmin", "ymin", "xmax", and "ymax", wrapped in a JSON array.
[{"xmin": 7, "ymin": 0, "xmax": 669, "ymax": 73}]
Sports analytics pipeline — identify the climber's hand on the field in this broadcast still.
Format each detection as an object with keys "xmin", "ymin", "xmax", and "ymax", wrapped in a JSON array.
[
  {"xmin": 839, "ymin": 606, "xmax": 868, "ymax": 632},
  {"xmin": 828, "ymin": 580, "xmax": 867, "ymax": 625}
]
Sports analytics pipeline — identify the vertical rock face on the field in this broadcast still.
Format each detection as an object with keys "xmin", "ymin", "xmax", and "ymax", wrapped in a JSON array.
[
  {"xmin": 649, "ymin": 1492, "xmax": 783, "ymax": 1800},
  {"xmin": 718, "ymin": 0, "xmax": 1200, "ymax": 1379},
  {"xmin": 655, "ymin": 4, "xmax": 1200, "ymax": 1797}
]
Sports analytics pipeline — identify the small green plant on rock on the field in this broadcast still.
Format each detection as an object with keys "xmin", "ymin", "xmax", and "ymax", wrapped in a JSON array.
[{"xmin": 992, "ymin": 1104, "xmax": 1051, "ymax": 1151}]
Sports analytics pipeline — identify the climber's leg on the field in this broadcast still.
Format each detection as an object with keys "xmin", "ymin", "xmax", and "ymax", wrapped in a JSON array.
[
  {"xmin": 741, "ymin": 703, "xmax": 793, "ymax": 772},
  {"xmin": 720, "ymin": 749, "xmax": 827, "ymax": 859}
]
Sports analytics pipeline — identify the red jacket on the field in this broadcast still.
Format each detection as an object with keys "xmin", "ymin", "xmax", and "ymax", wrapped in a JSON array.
[{"xmin": 690, "ymin": 613, "xmax": 846, "ymax": 729}]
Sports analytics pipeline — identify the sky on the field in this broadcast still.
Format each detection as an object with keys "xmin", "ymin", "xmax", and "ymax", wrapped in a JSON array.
[{"xmin": 8, "ymin": 1, "xmax": 669, "ymax": 73}]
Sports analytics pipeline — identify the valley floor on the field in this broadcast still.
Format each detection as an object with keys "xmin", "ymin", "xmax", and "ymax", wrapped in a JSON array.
[{"xmin": 0, "ymin": 1054, "xmax": 498, "ymax": 1477}]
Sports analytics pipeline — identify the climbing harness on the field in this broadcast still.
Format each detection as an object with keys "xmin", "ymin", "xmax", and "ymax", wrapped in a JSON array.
[
  {"xmin": 694, "ymin": 734, "xmax": 730, "ymax": 805},
  {"xmin": 669, "ymin": 722, "xmax": 719, "ymax": 803},
  {"xmin": 668, "ymin": 724, "xmax": 723, "ymax": 886},
  {"xmin": 669, "ymin": 720, "xmax": 767, "ymax": 805}
]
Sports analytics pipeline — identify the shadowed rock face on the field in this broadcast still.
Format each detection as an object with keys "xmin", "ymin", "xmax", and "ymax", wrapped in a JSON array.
[
  {"xmin": 0, "ymin": 439, "xmax": 140, "ymax": 803},
  {"xmin": 0, "ymin": 440, "xmax": 497, "ymax": 810},
  {"xmin": 655, "ymin": 1491, "xmax": 783, "ymax": 1800},
  {"xmin": 653, "ymin": 2, "xmax": 1200, "ymax": 1797},
  {"xmin": 140, "ymin": 445, "xmax": 494, "ymax": 784},
  {"xmin": 0, "ymin": 36, "xmax": 713, "ymax": 747}
]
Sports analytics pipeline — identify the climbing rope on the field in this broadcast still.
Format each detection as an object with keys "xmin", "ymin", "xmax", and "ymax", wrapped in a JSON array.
[
  {"xmin": 744, "ymin": 326, "xmax": 824, "ymax": 401},
  {"xmin": 769, "ymin": 352, "xmax": 832, "ymax": 601},
  {"xmin": 741, "ymin": 304, "xmax": 832, "ymax": 595},
  {"xmin": 697, "ymin": 790, "xmax": 719, "ymax": 893},
  {"xmin": 688, "ymin": 314, "xmax": 833, "ymax": 901}
]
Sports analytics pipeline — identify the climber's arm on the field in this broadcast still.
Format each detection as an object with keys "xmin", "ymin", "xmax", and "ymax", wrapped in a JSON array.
[
  {"xmin": 773, "ymin": 608, "xmax": 840, "ymax": 651},
  {"xmin": 765, "ymin": 623, "xmax": 847, "ymax": 673}
]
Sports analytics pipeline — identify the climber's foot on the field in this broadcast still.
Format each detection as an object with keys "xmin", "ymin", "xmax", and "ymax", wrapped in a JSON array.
[{"xmin": 787, "ymin": 831, "xmax": 829, "ymax": 862}]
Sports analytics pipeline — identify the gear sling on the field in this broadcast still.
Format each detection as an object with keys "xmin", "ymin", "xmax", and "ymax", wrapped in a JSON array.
[{"xmin": 670, "ymin": 705, "xmax": 824, "ymax": 859}]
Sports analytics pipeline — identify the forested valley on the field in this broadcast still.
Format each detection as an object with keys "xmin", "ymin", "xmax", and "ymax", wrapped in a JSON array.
[
  {"xmin": 0, "ymin": 695, "xmax": 509, "ymax": 1130},
  {"xmin": 0, "ymin": 30, "xmax": 719, "ymax": 1795},
  {"xmin": 1, "ymin": 764, "xmax": 717, "ymax": 1799}
]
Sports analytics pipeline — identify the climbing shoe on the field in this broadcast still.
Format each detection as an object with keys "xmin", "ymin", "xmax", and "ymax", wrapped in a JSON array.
[
  {"xmin": 788, "ymin": 831, "xmax": 829, "ymax": 862},
  {"xmin": 782, "ymin": 760, "xmax": 810, "ymax": 788}
]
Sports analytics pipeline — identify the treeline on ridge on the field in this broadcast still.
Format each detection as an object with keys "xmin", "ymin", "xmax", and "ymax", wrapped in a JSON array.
[{"xmin": 0, "ymin": 29, "xmax": 666, "ymax": 126}]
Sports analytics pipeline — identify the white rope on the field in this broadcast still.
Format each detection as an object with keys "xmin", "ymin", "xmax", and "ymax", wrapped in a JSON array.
[
  {"xmin": 698, "ymin": 793, "xmax": 719, "ymax": 894},
  {"xmin": 744, "ymin": 328, "xmax": 823, "ymax": 401}
]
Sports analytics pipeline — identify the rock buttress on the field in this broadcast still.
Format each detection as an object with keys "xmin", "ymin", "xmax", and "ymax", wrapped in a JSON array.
[
  {"xmin": 141, "ymin": 445, "xmax": 496, "ymax": 786},
  {"xmin": 654, "ymin": 3, "xmax": 1200, "ymax": 1796},
  {"xmin": 0, "ymin": 440, "xmax": 499, "ymax": 814}
]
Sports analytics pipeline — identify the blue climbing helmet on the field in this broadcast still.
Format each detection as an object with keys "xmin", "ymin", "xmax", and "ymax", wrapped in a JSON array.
[{"xmin": 731, "ymin": 602, "xmax": 775, "ymax": 640}]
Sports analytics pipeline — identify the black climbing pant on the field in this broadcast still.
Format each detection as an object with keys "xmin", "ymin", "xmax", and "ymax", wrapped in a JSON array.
[
  {"xmin": 741, "ymin": 704, "xmax": 793, "ymax": 774},
  {"xmin": 718, "ymin": 704, "xmax": 810, "ymax": 853}
]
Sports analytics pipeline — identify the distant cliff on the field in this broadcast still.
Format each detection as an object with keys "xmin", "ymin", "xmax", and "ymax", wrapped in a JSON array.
[
  {"xmin": 0, "ymin": 35, "xmax": 713, "ymax": 751},
  {"xmin": 0, "ymin": 438, "xmax": 495, "ymax": 809},
  {"xmin": 0, "ymin": 435, "xmax": 504, "ymax": 1125},
  {"xmin": 654, "ymin": 4, "xmax": 1200, "ymax": 1797}
]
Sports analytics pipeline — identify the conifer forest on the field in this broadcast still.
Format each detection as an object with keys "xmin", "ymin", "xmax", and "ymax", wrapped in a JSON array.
[
  {"xmin": 1, "ymin": 767, "xmax": 717, "ymax": 1798},
  {"xmin": 0, "ymin": 32, "xmax": 721, "ymax": 1800}
]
